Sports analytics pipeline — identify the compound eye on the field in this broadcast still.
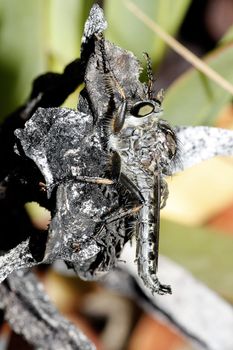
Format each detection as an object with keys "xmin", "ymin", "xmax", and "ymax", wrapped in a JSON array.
[{"xmin": 130, "ymin": 101, "xmax": 155, "ymax": 118}]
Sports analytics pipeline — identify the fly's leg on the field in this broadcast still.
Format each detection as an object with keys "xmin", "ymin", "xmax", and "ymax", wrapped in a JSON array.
[
  {"xmin": 74, "ymin": 176, "xmax": 113, "ymax": 185},
  {"xmin": 112, "ymin": 98, "xmax": 127, "ymax": 133},
  {"xmin": 75, "ymin": 151, "xmax": 123, "ymax": 185},
  {"xmin": 160, "ymin": 178, "xmax": 169, "ymax": 209},
  {"xmin": 40, "ymin": 174, "xmax": 115, "ymax": 195},
  {"xmin": 43, "ymin": 151, "xmax": 122, "ymax": 194},
  {"xmin": 111, "ymin": 151, "xmax": 121, "ymax": 181}
]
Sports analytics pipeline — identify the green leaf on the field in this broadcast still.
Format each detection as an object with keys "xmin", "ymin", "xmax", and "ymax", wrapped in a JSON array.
[
  {"xmin": 0, "ymin": 0, "xmax": 95, "ymax": 118},
  {"xmin": 163, "ymin": 44, "xmax": 233, "ymax": 126},
  {"xmin": 0, "ymin": 0, "xmax": 46, "ymax": 118},
  {"xmin": 104, "ymin": 0, "xmax": 191, "ymax": 68},
  {"xmin": 160, "ymin": 219, "xmax": 233, "ymax": 300},
  {"xmin": 47, "ymin": 0, "xmax": 95, "ymax": 71}
]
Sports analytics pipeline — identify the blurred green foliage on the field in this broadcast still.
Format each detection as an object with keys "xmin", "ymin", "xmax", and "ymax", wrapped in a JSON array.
[
  {"xmin": 0, "ymin": 0, "xmax": 96, "ymax": 117},
  {"xmin": 105, "ymin": 0, "xmax": 191, "ymax": 65},
  {"xmin": 161, "ymin": 219, "xmax": 233, "ymax": 301},
  {"xmin": 164, "ymin": 43, "xmax": 233, "ymax": 126}
]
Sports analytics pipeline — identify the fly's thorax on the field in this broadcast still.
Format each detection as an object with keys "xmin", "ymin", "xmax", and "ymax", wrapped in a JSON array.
[{"xmin": 109, "ymin": 116, "xmax": 177, "ymax": 176}]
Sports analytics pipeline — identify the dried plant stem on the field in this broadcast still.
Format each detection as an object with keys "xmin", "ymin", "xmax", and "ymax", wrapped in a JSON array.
[{"xmin": 124, "ymin": 0, "xmax": 233, "ymax": 96}]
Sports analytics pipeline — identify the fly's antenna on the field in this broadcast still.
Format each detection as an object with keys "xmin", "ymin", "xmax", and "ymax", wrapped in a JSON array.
[{"xmin": 143, "ymin": 52, "xmax": 153, "ymax": 99}]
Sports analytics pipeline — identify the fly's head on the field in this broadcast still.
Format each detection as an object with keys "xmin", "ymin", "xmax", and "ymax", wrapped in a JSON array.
[{"xmin": 123, "ymin": 52, "xmax": 163, "ymax": 130}]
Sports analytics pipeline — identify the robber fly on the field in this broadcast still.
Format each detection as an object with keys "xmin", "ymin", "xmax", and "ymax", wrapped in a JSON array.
[
  {"xmin": 84, "ymin": 34, "xmax": 179, "ymax": 295},
  {"xmin": 110, "ymin": 96, "xmax": 178, "ymax": 295}
]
